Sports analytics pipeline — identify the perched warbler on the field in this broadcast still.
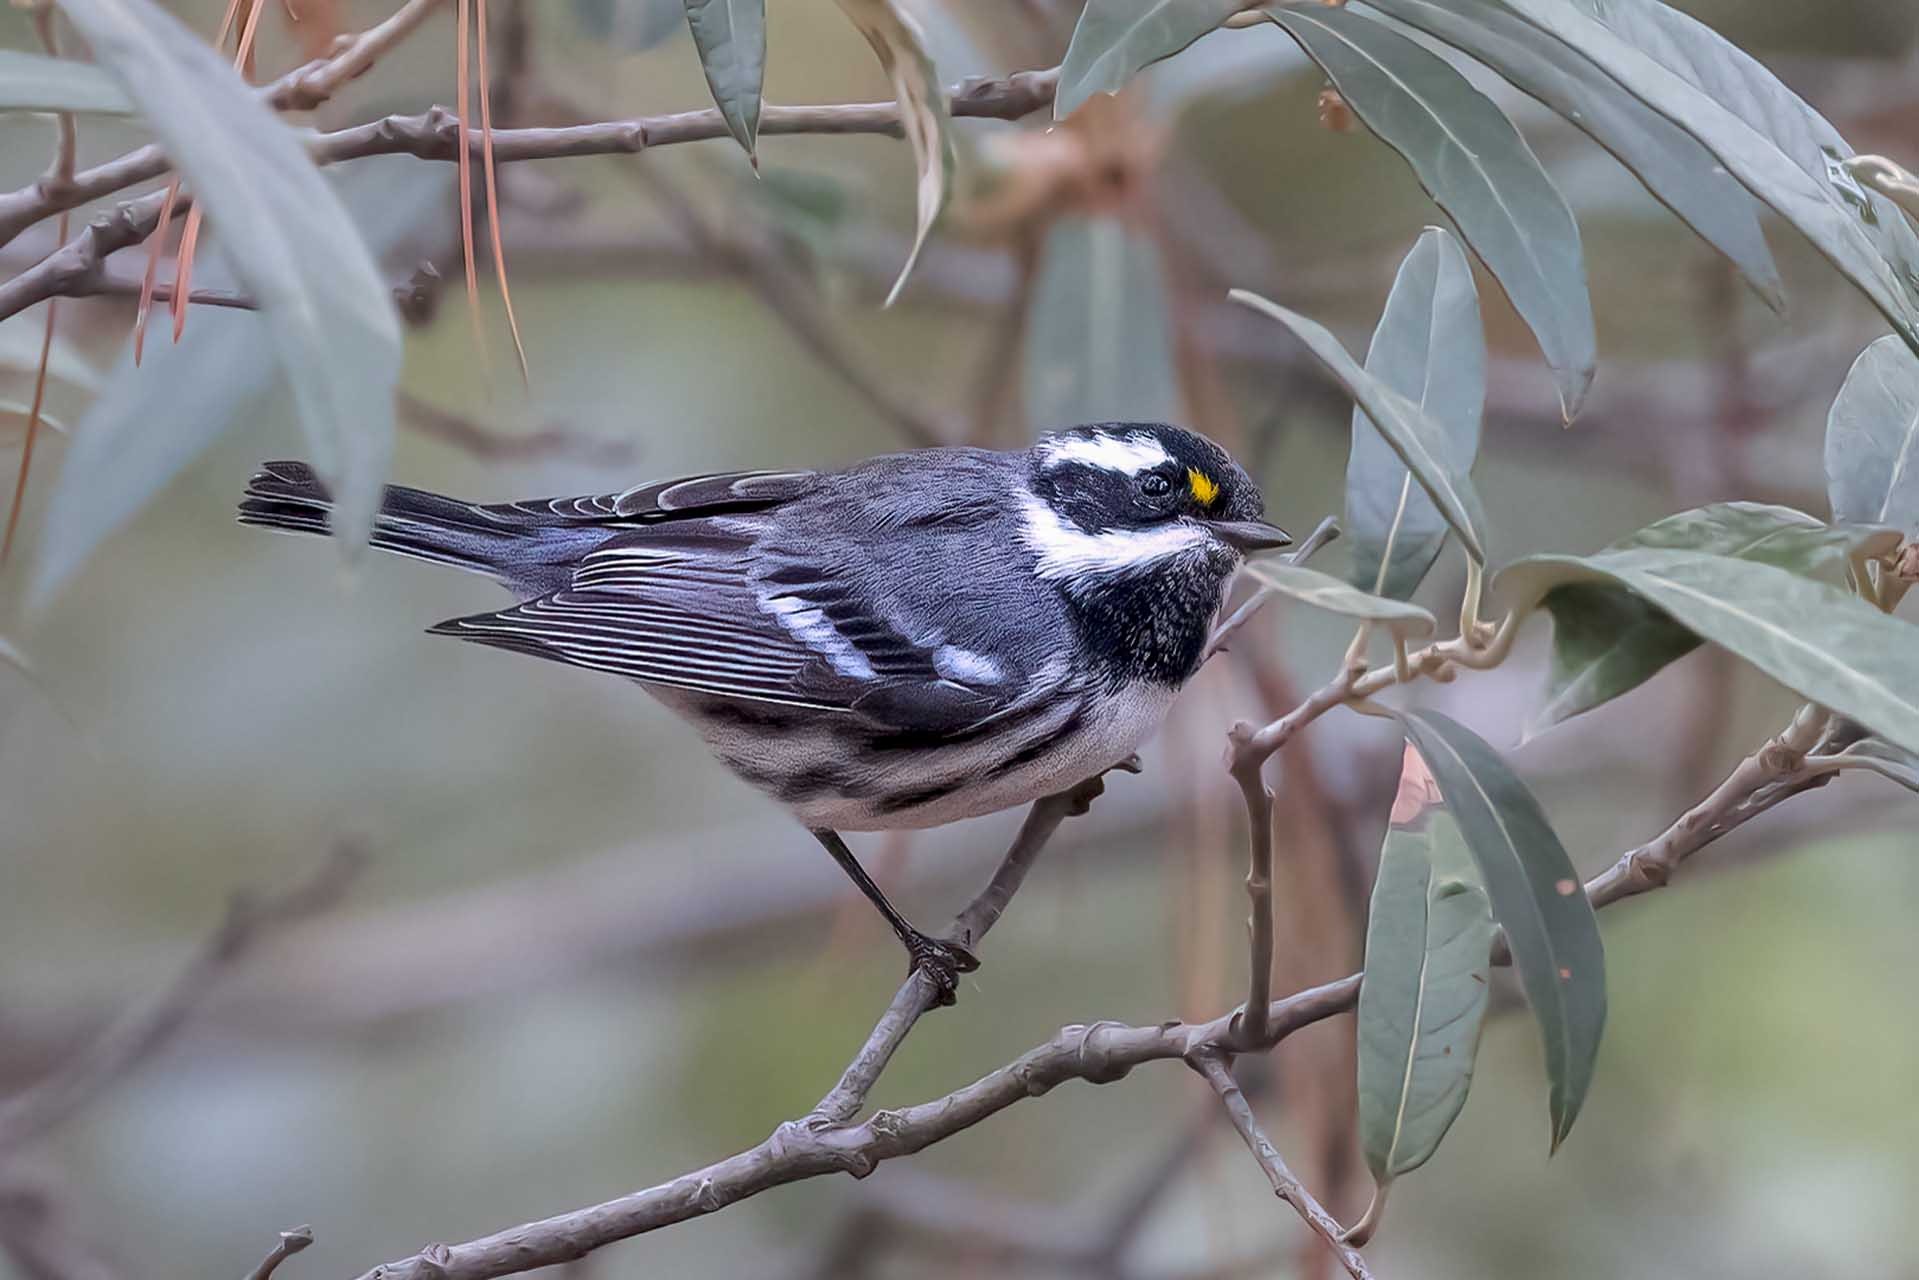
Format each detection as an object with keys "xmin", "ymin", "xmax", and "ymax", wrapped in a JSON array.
[{"xmin": 239, "ymin": 422, "xmax": 1288, "ymax": 1000}]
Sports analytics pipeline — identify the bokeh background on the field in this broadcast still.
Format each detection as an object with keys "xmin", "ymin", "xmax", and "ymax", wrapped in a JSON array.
[{"xmin": 1, "ymin": 1, "xmax": 1917, "ymax": 1277}]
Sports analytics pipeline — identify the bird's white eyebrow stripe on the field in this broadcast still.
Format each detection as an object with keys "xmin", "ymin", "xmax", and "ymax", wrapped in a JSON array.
[
  {"xmin": 1037, "ymin": 432, "xmax": 1173, "ymax": 474},
  {"xmin": 1017, "ymin": 492, "xmax": 1209, "ymax": 581}
]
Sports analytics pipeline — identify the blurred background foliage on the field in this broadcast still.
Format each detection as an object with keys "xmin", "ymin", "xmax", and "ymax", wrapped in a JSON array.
[{"xmin": 0, "ymin": 1, "xmax": 1915, "ymax": 1277}]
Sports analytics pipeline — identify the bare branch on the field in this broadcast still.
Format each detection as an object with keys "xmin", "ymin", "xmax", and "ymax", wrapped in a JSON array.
[
  {"xmin": 1189, "ymin": 1048, "xmax": 1374, "ymax": 1280},
  {"xmin": 0, "ymin": 847, "xmax": 364, "ymax": 1151},
  {"xmin": 342, "ymin": 702, "xmax": 1834, "ymax": 1280},
  {"xmin": 1204, "ymin": 516, "xmax": 1341, "ymax": 663},
  {"xmin": 397, "ymin": 391, "xmax": 637, "ymax": 465}
]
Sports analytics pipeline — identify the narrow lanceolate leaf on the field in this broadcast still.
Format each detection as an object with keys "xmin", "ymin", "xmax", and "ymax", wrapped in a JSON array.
[
  {"xmin": 1493, "ymin": 0, "xmax": 1919, "ymax": 358},
  {"xmin": 1054, "ymin": 0, "xmax": 1245, "ymax": 120},
  {"xmin": 836, "ymin": 0, "xmax": 953, "ymax": 307},
  {"xmin": 1827, "ymin": 336, "xmax": 1919, "ymax": 535},
  {"xmin": 1024, "ymin": 216, "xmax": 1179, "ymax": 428},
  {"xmin": 1395, "ymin": 709, "xmax": 1606, "ymax": 1151},
  {"xmin": 1246, "ymin": 562, "xmax": 1438, "ymax": 641},
  {"xmin": 0, "ymin": 49, "xmax": 134, "ymax": 114},
  {"xmin": 1499, "ymin": 547, "xmax": 1919, "ymax": 757},
  {"xmin": 1566, "ymin": 0, "xmax": 1919, "ymax": 316},
  {"xmin": 1364, "ymin": 0, "xmax": 1782, "ymax": 312},
  {"xmin": 684, "ymin": 0, "xmax": 765, "ymax": 161},
  {"xmin": 42, "ymin": 0, "xmax": 399, "ymax": 597},
  {"xmin": 1527, "ymin": 507, "xmax": 1902, "ymax": 733},
  {"xmin": 1231, "ymin": 289, "xmax": 1487, "ymax": 563},
  {"xmin": 1347, "ymin": 227, "xmax": 1483, "ymax": 601},
  {"xmin": 1265, "ymin": 3, "xmax": 1595, "ymax": 421},
  {"xmin": 1357, "ymin": 816, "xmax": 1494, "ymax": 1189}
]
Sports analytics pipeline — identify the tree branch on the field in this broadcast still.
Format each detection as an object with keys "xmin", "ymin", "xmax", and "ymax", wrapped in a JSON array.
[
  {"xmin": 1189, "ymin": 1048, "xmax": 1374, "ymax": 1280},
  {"xmin": 342, "ymin": 701, "xmax": 1831, "ymax": 1280},
  {"xmin": 0, "ymin": 846, "xmax": 364, "ymax": 1152},
  {"xmin": 243, "ymin": 1227, "xmax": 313, "ymax": 1280}
]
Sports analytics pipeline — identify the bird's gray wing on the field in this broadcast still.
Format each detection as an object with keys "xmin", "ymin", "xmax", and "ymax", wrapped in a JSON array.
[{"xmin": 427, "ymin": 530, "xmax": 1020, "ymax": 733}]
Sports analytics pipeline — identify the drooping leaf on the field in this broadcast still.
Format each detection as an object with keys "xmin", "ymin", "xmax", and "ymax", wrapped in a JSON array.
[
  {"xmin": 835, "ymin": 0, "xmax": 953, "ymax": 308},
  {"xmin": 1024, "ymin": 216, "xmax": 1179, "ymax": 429},
  {"xmin": 1231, "ymin": 288, "xmax": 1487, "ymax": 563},
  {"xmin": 1054, "ymin": 0, "xmax": 1245, "ymax": 120},
  {"xmin": 1827, "ymin": 335, "xmax": 1919, "ymax": 535},
  {"xmin": 33, "ymin": 157, "xmax": 444, "ymax": 604},
  {"xmin": 43, "ymin": 0, "xmax": 400, "ymax": 597},
  {"xmin": 1567, "ymin": 0, "xmax": 1919, "ymax": 312},
  {"xmin": 684, "ymin": 0, "xmax": 765, "ymax": 161},
  {"xmin": 1394, "ymin": 708, "xmax": 1606, "ymax": 1151},
  {"xmin": 0, "ymin": 48, "xmax": 134, "ymax": 114},
  {"xmin": 1356, "ymin": 814, "xmax": 1494, "ymax": 1189},
  {"xmin": 1492, "ymin": 0, "xmax": 1919, "ymax": 358},
  {"xmin": 1245, "ymin": 561, "xmax": 1438, "ymax": 641},
  {"xmin": 1500, "ymin": 546, "xmax": 1919, "ymax": 757},
  {"xmin": 1346, "ymin": 227, "xmax": 1483, "ymax": 601},
  {"xmin": 1264, "ymin": 3, "xmax": 1594, "ymax": 421},
  {"xmin": 1365, "ymin": 0, "xmax": 1782, "ymax": 312},
  {"xmin": 1526, "ymin": 507, "xmax": 1903, "ymax": 733}
]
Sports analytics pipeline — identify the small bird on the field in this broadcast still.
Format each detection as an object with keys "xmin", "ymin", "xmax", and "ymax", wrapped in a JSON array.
[{"xmin": 238, "ymin": 423, "xmax": 1288, "ymax": 1001}]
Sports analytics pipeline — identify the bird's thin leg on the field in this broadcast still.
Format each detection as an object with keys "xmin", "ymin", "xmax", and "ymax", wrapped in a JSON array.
[{"xmin": 810, "ymin": 829, "xmax": 981, "ymax": 1006}]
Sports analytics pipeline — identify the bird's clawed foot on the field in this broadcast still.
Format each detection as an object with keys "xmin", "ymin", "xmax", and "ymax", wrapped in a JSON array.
[{"xmin": 905, "ymin": 930, "xmax": 981, "ymax": 1007}]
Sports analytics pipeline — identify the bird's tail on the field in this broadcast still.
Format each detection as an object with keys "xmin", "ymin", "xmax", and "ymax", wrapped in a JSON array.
[{"xmin": 237, "ymin": 460, "xmax": 599, "ymax": 597}]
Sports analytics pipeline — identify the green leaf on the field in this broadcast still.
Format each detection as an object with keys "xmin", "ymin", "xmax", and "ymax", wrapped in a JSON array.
[
  {"xmin": 1527, "ymin": 506, "xmax": 1902, "ymax": 733},
  {"xmin": 1500, "ymin": 546, "xmax": 1919, "ymax": 757},
  {"xmin": 1492, "ymin": 0, "xmax": 1919, "ymax": 359},
  {"xmin": 835, "ymin": 0, "xmax": 954, "ymax": 308},
  {"xmin": 1054, "ymin": 0, "xmax": 1245, "ymax": 120},
  {"xmin": 0, "ymin": 48, "xmax": 133, "ymax": 115},
  {"xmin": 34, "ymin": 157, "xmax": 440, "ymax": 604},
  {"xmin": 1567, "ymin": 0, "xmax": 1919, "ymax": 314},
  {"xmin": 1264, "ymin": 3, "xmax": 1594, "ymax": 421},
  {"xmin": 1346, "ymin": 227, "xmax": 1483, "ymax": 601},
  {"xmin": 1365, "ymin": 0, "xmax": 1782, "ymax": 312},
  {"xmin": 1024, "ymin": 215, "xmax": 1179, "ymax": 428},
  {"xmin": 1826, "ymin": 335, "xmax": 1919, "ymax": 535},
  {"xmin": 1245, "ymin": 561, "xmax": 1437, "ymax": 641},
  {"xmin": 1357, "ymin": 815, "xmax": 1494, "ymax": 1187},
  {"xmin": 1230, "ymin": 288, "xmax": 1487, "ymax": 563},
  {"xmin": 684, "ymin": 0, "xmax": 765, "ymax": 161},
  {"xmin": 43, "ymin": 0, "xmax": 399, "ymax": 594},
  {"xmin": 1394, "ymin": 708, "xmax": 1606, "ymax": 1151}
]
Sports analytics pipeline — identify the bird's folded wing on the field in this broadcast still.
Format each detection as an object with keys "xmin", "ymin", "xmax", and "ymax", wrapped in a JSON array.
[
  {"xmin": 429, "ymin": 553, "xmax": 1015, "ymax": 734},
  {"xmin": 493, "ymin": 469, "xmax": 821, "ymax": 524}
]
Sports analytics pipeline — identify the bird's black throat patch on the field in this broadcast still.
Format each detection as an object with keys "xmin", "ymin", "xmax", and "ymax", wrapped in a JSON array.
[{"xmin": 1060, "ymin": 543, "xmax": 1236, "ymax": 688}]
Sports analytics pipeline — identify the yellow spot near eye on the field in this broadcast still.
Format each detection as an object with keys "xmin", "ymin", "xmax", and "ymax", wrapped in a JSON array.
[{"xmin": 1187, "ymin": 469, "xmax": 1220, "ymax": 508}]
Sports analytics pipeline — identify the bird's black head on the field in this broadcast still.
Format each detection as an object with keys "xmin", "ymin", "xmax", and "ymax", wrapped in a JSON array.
[{"xmin": 1020, "ymin": 423, "xmax": 1288, "ymax": 686}]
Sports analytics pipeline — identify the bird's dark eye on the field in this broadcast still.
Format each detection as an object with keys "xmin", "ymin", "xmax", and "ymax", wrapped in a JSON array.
[{"xmin": 1140, "ymin": 471, "xmax": 1173, "ymax": 499}]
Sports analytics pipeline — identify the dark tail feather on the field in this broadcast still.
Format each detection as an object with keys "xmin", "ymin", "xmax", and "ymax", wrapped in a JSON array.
[{"xmin": 237, "ymin": 460, "xmax": 600, "ymax": 597}]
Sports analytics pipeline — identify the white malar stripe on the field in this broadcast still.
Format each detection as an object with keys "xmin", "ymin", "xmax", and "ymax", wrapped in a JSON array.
[
  {"xmin": 1018, "ymin": 492, "xmax": 1210, "ymax": 582},
  {"xmin": 1037, "ymin": 431, "xmax": 1172, "ymax": 474},
  {"xmin": 762, "ymin": 594, "xmax": 877, "ymax": 679}
]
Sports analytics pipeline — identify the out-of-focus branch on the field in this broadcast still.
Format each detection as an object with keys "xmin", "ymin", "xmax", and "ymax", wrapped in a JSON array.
[
  {"xmin": 0, "ymin": 0, "xmax": 452, "ymax": 251},
  {"xmin": 398, "ymin": 390, "xmax": 637, "ymax": 465},
  {"xmin": 0, "ymin": 847, "xmax": 364, "ymax": 1152},
  {"xmin": 341, "ymin": 694, "xmax": 1836, "ymax": 1280},
  {"xmin": 0, "ymin": 1171, "xmax": 121, "ymax": 1280},
  {"xmin": 1189, "ymin": 1048, "xmax": 1373, "ymax": 1280}
]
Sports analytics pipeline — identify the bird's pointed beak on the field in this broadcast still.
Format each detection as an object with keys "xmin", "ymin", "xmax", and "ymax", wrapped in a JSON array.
[{"xmin": 1210, "ymin": 519, "xmax": 1293, "ymax": 553}]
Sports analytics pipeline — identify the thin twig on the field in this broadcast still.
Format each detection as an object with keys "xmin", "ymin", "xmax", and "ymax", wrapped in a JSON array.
[
  {"xmin": 397, "ymin": 390, "xmax": 636, "ymax": 465},
  {"xmin": 1203, "ymin": 516, "xmax": 1341, "ymax": 663},
  {"xmin": 1189, "ymin": 1048, "xmax": 1374, "ymax": 1280},
  {"xmin": 0, "ymin": 847, "xmax": 364, "ymax": 1151}
]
